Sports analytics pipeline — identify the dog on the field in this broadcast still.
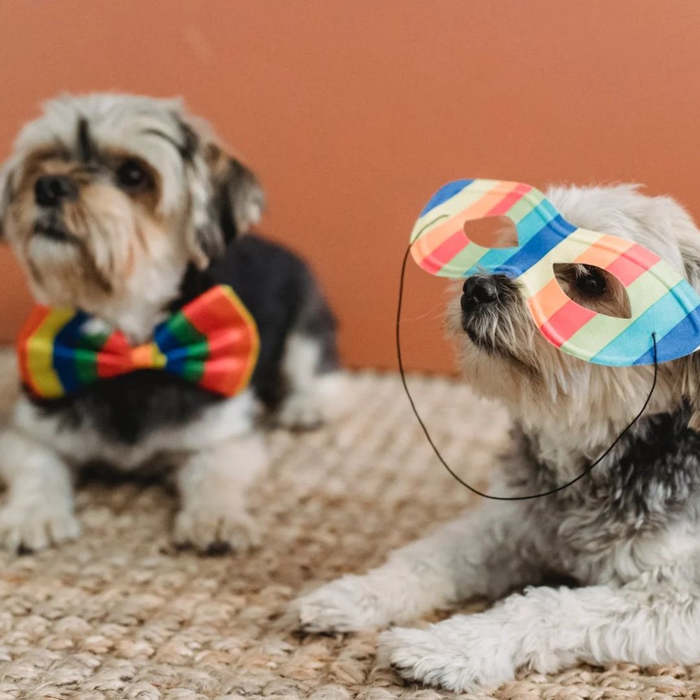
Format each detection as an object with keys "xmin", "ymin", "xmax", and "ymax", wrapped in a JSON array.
[
  {"xmin": 294, "ymin": 183, "xmax": 700, "ymax": 691},
  {"xmin": 0, "ymin": 93, "xmax": 343, "ymax": 553}
]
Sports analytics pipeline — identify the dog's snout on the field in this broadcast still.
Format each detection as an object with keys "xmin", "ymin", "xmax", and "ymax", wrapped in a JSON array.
[
  {"xmin": 34, "ymin": 175, "xmax": 77, "ymax": 207},
  {"xmin": 461, "ymin": 276, "xmax": 500, "ymax": 310}
]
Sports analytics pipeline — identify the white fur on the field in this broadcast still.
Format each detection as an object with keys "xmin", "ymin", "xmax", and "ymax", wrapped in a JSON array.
[
  {"xmin": 174, "ymin": 432, "xmax": 267, "ymax": 551},
  {"xmin": 11, "ymin": 94, "xmax": 192, "ymax": 219},
  {"xmin": 276, "ymin": 333, "xmax": 349, "ymax": 428},
  {"xmin": 0, "ymin": 428, "xmax": 80, "ymax": 551}
]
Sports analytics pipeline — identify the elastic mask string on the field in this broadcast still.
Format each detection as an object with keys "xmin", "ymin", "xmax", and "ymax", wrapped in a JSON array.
[{"xmin": 396, "ymin": 245, "xmax": 659, "ymax": 501}]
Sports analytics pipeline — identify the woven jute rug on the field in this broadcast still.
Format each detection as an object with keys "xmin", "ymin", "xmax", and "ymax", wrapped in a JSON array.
[{"xmin": 0, "ymin": 352, "xmax": 698, "ymax": 699}]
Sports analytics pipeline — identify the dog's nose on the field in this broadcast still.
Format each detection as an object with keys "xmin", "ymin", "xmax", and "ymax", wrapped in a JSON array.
[
  {"xmin": 34, "ymin": 175, "xmax": 77, "ymax": 207},
  {"xmin": 461, "ymin": 276, "xmax": 500, "ymax": 310}
]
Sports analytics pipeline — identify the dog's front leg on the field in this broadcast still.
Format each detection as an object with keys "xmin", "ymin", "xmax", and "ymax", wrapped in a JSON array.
[
  {"xmin": 0, "ymin": 428, "xmax": 80, "ymax": 551},
  {"xmin": 381, "ymin": 576, "xmax": 700, "ymax": 692},
  {"xmin": 173, "ymin": 432, "xmax": 267, "ymax": 553},
  {"xmin": 294, "ymin": 501, "xmax": 542, "ymax": 632}
]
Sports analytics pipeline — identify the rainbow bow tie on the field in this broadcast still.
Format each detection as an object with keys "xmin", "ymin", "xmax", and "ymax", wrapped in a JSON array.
[{"xmin": 17, "ymin": 285, "xmax": 260, "ymax": 399}]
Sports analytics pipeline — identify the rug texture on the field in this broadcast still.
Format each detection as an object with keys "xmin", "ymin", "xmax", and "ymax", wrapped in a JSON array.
[{"xmin": 0, "ymin": 353, "xmax": 698, "ymax": 699}]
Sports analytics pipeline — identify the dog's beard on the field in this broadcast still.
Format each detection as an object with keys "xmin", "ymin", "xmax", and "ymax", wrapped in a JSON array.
[
  {"xmin": 448, "ymin": 282, "xmax": 676, "ymax": 453},
  {"xmin": 12, "ymin": 184, "xmax": 137, "ymax": 302},
  {"xmin": 8, "ymin": 184, "xmax": 190, "ymax": 341},
  {"xmin": 448, "ymin": 279, "xmax": 545, "ymax": 390}
]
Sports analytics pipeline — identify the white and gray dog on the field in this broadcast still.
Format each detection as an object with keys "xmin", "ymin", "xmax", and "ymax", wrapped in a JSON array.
[
  {"xmin": 0, "ymin": 93, "xmax": 343, "ymax": 553},
  {"xmin": 295, "ymin": 184, "xmax": 700, "ymax": 691}
]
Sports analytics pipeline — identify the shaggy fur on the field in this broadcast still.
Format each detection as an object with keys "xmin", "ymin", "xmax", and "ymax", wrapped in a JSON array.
[
  {"xmin": 294, "ymin": 183, "xmax": 700, "ymax": 691},
  {"xmin": 0, "ymin": 93, "xmax": 344, "ymax": 553}
]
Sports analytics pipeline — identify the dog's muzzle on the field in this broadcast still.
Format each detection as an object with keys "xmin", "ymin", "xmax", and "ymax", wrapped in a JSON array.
[
  {"xmin": 461, "ymin": 275, "xmax": 501, "ymax": 313},
  {"xmin": 460, "ymin": 274, "xmax": 514, "ymax": 315},
  {"xmin": 460, "ymin": 274, "xmax": 517, "ymax": 343}
]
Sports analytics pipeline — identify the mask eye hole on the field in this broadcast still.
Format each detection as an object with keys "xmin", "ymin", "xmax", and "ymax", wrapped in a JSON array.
[
  {"xmin": 574, "ymin": 264, "xmax": 607, "ymax": 297},
  {"xmin": 553, "ymin": 263, "xmax": 631, "ymax": 319},
  {"xmin": 463, "ymin": 215, "xmax": 517, "ymax": 248}
]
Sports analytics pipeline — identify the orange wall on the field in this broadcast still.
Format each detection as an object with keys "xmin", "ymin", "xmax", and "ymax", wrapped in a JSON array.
[{"xmin": 1, "ymin": 1, "xmax": 700, "ymax": 372}]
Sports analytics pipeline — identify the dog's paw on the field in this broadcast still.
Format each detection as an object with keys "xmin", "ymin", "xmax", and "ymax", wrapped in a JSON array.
[
  {"xmin": 293, "ymin": 575, "xmax": 393, "ymax": 632},
  {"xmin": 0, "ymin": 502, "xmax": 81, "ymax": 552},
  {"xmin": 275, "ymin": 391, "xmax": 325, "ymax": 430},
  {"xmin": 173, "ymin": 504, "xmax": 261, "ymax": 553},
  {"xmin": 378, "ymin": 620, "xmax": 515, "ymax": 692}
]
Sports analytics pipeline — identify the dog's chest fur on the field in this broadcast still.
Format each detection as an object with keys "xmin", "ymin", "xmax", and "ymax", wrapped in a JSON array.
[
  {"xmin": 510, "ymin": 404, "xmax": 700, "ymax": 584},
  {"xmin": 28, "ymin": 372, "xmax": 226, "ymax": 446},
  {"xmin": 13, "ymin": 387, "xmax": 255, "ymax": 470}
]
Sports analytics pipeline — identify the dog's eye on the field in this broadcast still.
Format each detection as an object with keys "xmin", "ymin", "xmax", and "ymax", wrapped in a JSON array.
[
  {"xmin": 116, "ymin": 160, "xmax": 152, "ymax": 191},
  {"xmin": 575, "ymin": 265, "xmax": 607, "ymax": 297}
]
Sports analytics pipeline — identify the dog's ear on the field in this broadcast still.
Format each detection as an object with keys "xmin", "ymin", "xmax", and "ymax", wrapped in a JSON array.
[
  {"xmin": 205, "ymin": 142, "xmax": 265, "ymax": 242},
  {"xmin": 0, "ymin": 162, "xmax": 14, "ymax": 240},
  {"xmin": 176, "ymin": 113, "xmax": 264, "ymax": 269}
]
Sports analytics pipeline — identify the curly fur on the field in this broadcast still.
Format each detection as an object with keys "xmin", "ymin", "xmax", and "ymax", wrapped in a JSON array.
[{"xmin": 293, "ymin": 183, "xmax": 700, "ymax": 692}]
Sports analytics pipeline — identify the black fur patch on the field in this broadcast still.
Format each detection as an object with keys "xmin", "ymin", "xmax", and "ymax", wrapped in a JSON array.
[
  {"xmin": 604, "ymin": 403, "xmax": 700, "ymax": 518},
  {"xmin": 77, "ymin": 118, "xmax": 95, "ymax": 162},
  {"xmin": 143, "ymin": 129, "xmax": 194, "ymax": 162},
  {"xmin": 181, "ymin": 235, "xmax": 339, "ymax": 408},
  {"xmin": 30, "ymin": 372, "xmax": 221, "ymax": 445},
  {"xmin": 211, "ymin": 161, "xmax": 242, "ymax": 244},
  {"xmin": 510, "ymin": 402, "xmax": 700, "ymax": 524},
  {"xmin": 176, "ymin": 118, "xmax": 199, "ymax": 161},
  {"xmin": 28, "ymin": 235, "xmax": 339, "ymax": 445},
  {"xmin": 0, "ymin": 168, "xmax": 13, "ymax": 238}
]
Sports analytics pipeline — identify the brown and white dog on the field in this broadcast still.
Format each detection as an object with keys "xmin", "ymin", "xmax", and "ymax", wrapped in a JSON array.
[{"xmin": 0, "ymin": 93, "xmax": 344, "ymax": 553}]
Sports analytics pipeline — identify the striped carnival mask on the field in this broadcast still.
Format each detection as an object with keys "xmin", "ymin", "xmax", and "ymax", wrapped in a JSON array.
[
  {"xmin": 410, "ymin": 179, "xmax": 700, "ymax": 366},
  {"xmin": 17, "ymin": 285, "xmax": 259, "ymax": 399}
]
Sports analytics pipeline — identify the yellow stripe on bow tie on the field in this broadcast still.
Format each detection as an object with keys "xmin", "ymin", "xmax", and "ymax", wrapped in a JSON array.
[{"xmin": 28, "ymin": 308, "xmax": 76, "ymax": 399}]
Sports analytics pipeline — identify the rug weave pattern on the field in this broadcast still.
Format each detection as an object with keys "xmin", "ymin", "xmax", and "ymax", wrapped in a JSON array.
[{"xmin": 0, "ymin": 363, "xmax": 699, "ymax": 699}]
